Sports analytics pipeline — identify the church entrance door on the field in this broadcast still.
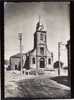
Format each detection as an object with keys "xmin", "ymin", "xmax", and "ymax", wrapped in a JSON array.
[{"xmin": 40, "ymin": 58, "xmax": 45, "ymax": 68}]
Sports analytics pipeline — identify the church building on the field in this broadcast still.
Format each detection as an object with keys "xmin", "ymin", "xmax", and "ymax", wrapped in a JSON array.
[{"xmin": 9, "ymin": 19, "xmax": 53, "ymax": 73}]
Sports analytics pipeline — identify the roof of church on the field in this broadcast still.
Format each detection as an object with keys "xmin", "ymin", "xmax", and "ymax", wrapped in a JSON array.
[
  {"xmin": 10, "ymin": 53, "xmax": 26, "ymax": 58},
  {"xmin": 25, "ymin": 48, "xmax": 35, "ymax": 55},
  {"xmin": 10, "ymin": 48, "xmax": 35, "ymax": 58}
]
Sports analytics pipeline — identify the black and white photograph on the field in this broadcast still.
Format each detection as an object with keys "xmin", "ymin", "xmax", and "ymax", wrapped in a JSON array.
[{"xmin": 4, "ymin": 2, "xmax": 71, "ymax": 99}]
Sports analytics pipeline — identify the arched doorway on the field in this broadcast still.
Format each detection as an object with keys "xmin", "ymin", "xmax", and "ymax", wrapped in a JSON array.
[{"xmin": 40, "ymin": 58, "xmax": 45, "ymax": 68}]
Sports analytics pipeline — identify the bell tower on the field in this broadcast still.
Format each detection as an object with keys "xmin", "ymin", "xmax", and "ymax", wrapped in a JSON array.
[
  {"xmin": 34, "ymin": 17, "xmax": 47, "ymax": 72},
  {"xmin": 34, "ymin": 16, "xmax": 47, "ymax": 49}
]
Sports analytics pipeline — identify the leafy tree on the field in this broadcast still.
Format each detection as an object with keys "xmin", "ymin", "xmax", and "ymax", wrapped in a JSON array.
[{"xmin": 53, "ymin": 61, "xmax": 63, "ymax": 69}]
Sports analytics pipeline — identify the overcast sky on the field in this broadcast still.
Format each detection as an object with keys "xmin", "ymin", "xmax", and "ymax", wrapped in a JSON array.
[{"xmin": 4, "ymin": 2, "xmax": 70, "ymax": 66}]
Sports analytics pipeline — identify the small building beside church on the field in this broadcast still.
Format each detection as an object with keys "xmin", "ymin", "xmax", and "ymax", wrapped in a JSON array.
[{"xmin": 9, "ymin": 19, "xmax": 53, "ymax": 73}]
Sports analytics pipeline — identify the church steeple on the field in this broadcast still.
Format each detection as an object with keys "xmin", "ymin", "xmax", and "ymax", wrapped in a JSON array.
[
  {"xmin": 36, "ymin": 16, "xmax": 40, "ymax": 31},
  {"xmin": 36, "ymin": 16, "xmax": 44, "ymax": 31},
  {"xmin": 39, "ymin": 16, "xmax": 40, "ymax": 24},
  {"xmin": 34, "ymin": 16, "xmax": 47, "ymax": 49}
]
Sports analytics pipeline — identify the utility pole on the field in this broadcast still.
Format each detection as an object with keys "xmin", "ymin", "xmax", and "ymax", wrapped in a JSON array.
[
  {"xmin": 58, "ymin": 42, "xmax": 65, "ymax": 76},
  {"xmin": 18, "ymin": 33, "xmax": 23, "ymax": 74},
  {"xmin": 58, "ymin": 42, "xmax": 61, "ymax": 76}
]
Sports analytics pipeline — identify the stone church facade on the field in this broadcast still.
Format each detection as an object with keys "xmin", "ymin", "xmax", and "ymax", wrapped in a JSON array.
[{"xmin": 9, "ymin": 20, "xmax": 53, "ymax": 72}]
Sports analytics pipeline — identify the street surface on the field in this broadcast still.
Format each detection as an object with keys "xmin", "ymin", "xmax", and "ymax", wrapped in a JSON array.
[{"xmin": 5, "ymin": 70, "xmax": 71, "ymax": 99}]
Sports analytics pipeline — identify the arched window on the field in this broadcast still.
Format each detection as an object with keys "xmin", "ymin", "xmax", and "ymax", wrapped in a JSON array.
[
  {"xmin": 32, "ymin": 57, "xmax": 35, "ymax": 64},
  {"xmin": 48, "ymin": 58, "xmax": 51, "ymax": 64}
]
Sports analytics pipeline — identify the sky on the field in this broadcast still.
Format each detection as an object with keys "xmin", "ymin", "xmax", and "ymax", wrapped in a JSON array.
[{"xmin": 4, "ymin": 2, "xmax": 70, "ymax": 66}]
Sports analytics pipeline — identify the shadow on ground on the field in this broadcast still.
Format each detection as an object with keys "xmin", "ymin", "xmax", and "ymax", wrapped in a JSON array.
[{"xmin": 51, "ymin": 76, "xmax": 71, "ymax": 87}]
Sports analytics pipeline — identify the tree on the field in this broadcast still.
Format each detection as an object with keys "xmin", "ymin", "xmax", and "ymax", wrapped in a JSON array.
[{"xmin": 53, "ymin": 61, "xmax": 63, "ymax": 69}]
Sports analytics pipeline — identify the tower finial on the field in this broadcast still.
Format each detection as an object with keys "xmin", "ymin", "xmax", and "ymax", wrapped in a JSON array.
[{"xmin": 39, "ymin": 16, "xmax": 40, "ymax": 23}]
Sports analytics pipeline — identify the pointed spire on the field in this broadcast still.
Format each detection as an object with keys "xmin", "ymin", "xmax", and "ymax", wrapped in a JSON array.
[
  {"xmin": 36, "ymin": 16, "xmax": 45, "ymax": 31},
  {"xmin": 39, "ymin": 16, "xmax": 40, "ymax": 24},
  {"xmin": 36, "ymin": 16, "xmax": 40, "ymax": 30}
]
